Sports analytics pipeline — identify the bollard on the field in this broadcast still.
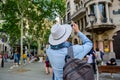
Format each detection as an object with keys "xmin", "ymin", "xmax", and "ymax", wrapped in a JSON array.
[
  {"xmin": 0, "ymin": 54, "xmax": 2, "ymax": 67},
  {"xmin": 1, "ymin": 57, "xmax": 4, "ymax": 68}
]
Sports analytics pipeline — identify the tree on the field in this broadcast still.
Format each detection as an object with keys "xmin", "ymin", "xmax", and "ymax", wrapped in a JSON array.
[
  {"xmin": 24, "ymin": 0, "xmax": 66, "ymax": 54},
  {"xmin": 1, "ymin": 0, "xmax": 66, "ymax": 62}
]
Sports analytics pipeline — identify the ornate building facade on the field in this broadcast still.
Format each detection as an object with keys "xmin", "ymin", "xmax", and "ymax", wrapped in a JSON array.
[{"xmin": 64, "ymin": 0, "xmax": 120, "ymax": 60}]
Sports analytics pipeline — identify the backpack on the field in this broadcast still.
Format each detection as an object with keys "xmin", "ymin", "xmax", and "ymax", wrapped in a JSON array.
[{"xmin": 63, "ymin": 46, "xmax": 94, "ymax": 80}]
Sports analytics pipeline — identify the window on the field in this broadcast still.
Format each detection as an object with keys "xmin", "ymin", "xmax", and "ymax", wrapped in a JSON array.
[
  {"xmin": 90, "ymin": 4, "xmax": 97, "ymax": 17},
  {"xmin": 76, "ymin": 5, "xmax": 78, "ymax": 11},
  {"xmin": 77, "ymin": 20, "xmax": 80, "ymax": 30},
  {"xmin": 99, "ymin": 3, "xmax": 106, "ymax": 22},
  {"xmin": 67, "ymin": 12, "xmax": 71, "ymax": 21},
  {"xmin": 90, "ymin": 3, "xmax": 106, "ymax": 22},
  {"xmin": 67, "ymin": 2, "xmax": 70, "ymax": 10},
  {"xmin": 63, "ymin": 16, "xmax": 66, "ymax": 24},
  {"xmin": 98, "ymin": 3, "xmax": 106, "ymax": 18},
  {"xmin": 84, "ymin": 16, "xmax": 87, "ymax": 27},
  {"xmin": 81, "ymin": 18, "xmax": 83, "ymax": 32},
  {"xmin": 74, "ymin": 39, "xmax": 78, "ymax": 44}
]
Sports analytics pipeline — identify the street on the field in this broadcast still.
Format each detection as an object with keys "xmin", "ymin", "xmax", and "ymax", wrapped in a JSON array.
[
  {"xmin": 0, "ymin": 60, "xmax": 52, "ymax": 80},
  {"xmin": 0, "ymin": 59, "xmax": 120, "ymax": 80}
]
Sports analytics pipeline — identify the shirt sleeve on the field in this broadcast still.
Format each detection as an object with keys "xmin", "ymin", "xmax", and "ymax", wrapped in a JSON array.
[{"xmin": 73, "ymin": 32, "xmax": 93, "ymax": 59}]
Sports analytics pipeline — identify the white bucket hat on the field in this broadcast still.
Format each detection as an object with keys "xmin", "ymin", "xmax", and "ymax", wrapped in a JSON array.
[{"xmin": 49, "ymin": 24, "xmax": 72, "ymax": 45}]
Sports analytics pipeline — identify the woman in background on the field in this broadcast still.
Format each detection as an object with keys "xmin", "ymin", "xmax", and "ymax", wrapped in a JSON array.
[{"xmin": 106, "ymin": 58, "xmax": 117, "ymax": 65}]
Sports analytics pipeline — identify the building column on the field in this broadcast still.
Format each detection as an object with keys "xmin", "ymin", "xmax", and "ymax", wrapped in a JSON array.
[
  {"xmin": 108, "ymin": 39, "xmax": 116, "ymax": 59},
  {"xmin": 79, "ymin": 18, "xmax": 82, "ymax": 30},
  {"xmin": 105, "ymin": 2, "xmax": 110, "ymax": 23},
  {"xmin": 96, "ymin": 3, "xmax": 101, "ymax": 24},
  {"xmin": 87, "ymin": 6, "xmax": 91, "ymax": 26},
  {"xmin": 83, "ymin": 17, "xmax": 86, "ymax": 31},
  {"xmin": 98, "ymin": 40, "xmax": 104, "ymax": 51},
  {"xmin": 109, "ymin": 39, "xmax": 113, "ymax": 52},
  {"xmin": 98, "ymin": 35, "xmax": 104, "ymax": 51}
]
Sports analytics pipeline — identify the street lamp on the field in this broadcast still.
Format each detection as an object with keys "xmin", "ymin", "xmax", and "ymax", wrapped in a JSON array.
[
  {"xmin": 88, "ymin": 13, "xmax": 99, "ymax": 80},
  {"xmin": 88, "ymin": 13, "xmax": 95, "ymax": 42}
]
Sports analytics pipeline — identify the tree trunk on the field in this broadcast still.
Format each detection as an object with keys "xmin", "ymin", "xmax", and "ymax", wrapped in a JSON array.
[
  {"xmin": 20, "ymin": 17, "xmax": 23, "ymax": 65},
  {"xmin": 37, "ymin": 40, "xmax": 41, "ymax": 55}
]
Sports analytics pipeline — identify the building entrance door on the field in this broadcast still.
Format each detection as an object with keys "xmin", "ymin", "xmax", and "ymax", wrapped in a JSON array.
[{"xmin": 113, "ymin": 31, "xmax": 120, "ymax": 59}]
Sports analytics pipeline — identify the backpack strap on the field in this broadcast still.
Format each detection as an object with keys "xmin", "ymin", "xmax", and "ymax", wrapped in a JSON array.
[
  {"xmin": 68, "ymin": 46, "xmax": 74, "ymax": 58},
  {"xmin": 52, "ymin": 72, "xmax": 55, "ymax": 80},
  {"xmin": 65, "ymin": 46, "xmax": 74, "ymax": 62}
]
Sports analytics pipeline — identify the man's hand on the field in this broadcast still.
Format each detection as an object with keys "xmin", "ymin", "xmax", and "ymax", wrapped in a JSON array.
[{"xmin": 72, "ymin": 23, "xmax": 80, "ymax": 33}]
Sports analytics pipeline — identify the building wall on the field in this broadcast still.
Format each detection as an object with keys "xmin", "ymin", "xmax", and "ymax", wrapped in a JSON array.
[
  {"xmin": 0, "ymin": 33, "xmax": 11, "ymax": 55},
  {"xmin": 110, "ymin": 0, "xmax": 120, "ymax": 25},
  {"xmin": 66, "ymin": 0, "xmax": 120, "ymax": 59}
]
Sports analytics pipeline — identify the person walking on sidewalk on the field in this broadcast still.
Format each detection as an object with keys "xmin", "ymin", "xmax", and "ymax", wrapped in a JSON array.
[
  {"xmin": 17, "ymin": 52, "xmax": 21, "ymax": 65},
  {"xmin": 22, "ymin": 51, "xmax": 27, "ymax": 64},
  {"xmin": 95, "ymin": 48, "xmax": 102, "ymax": 65},
  {"xmin": 44, "ymin": 55, "xmax": 53, "ymax": 75},
  {"xmin": 13, "ymin": 51, "xmax": 19, "ymax": 67},
  {"xmin": 46, "ymin": 23, "xmax": 92, "ymax": 80},
  {"xmin": 86, "ymin": 48, "xmax": 97, "ymax": 74}
]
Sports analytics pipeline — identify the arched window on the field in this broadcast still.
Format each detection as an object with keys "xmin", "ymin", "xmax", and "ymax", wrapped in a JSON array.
[
  {"xmin": 90, "ymin": 4, "xmax": 97, "ymax": 17},
  {"xmin": 98, "ymin": 3, "xmax": 106, "ymax": 18},
  {"xmin": 90, "ymin": 3, "xmax": 106, "ymax": 22},
  {"xmin": 74, "ymin": 39, "xmax": 78, "ymax": 44}
]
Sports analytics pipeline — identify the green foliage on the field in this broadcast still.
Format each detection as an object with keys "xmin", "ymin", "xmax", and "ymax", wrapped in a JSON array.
[
  {"xmin": 1, "ymin": 0, "xmax": 21, "ymax": 46},
  {"xmin": 44, "ymin": 28, "xmax": 51, "ymax": 44},
  {"xmin": 31, "ymin": 40, "xmax": 38, "ymax": 49},
  {"xmin": 1, "ymin": 0, "xmax": 66, "ymax": 47}
]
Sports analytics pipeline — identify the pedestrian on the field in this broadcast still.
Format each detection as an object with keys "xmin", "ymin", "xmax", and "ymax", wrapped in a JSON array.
[
  {"xmin": 4, "ymin": 52, "xmax": 8, "ymax": 62},
  {"xmin": 13, "ymin": 51, "xmax": 18, "ymax": 67},
  {"xmin": 100, "ymin": 49, "xmax": 104, "ymax": 61},
  {"xmin": 44, "ymin": 55, "xmax": 52, "ymax": 75},
  {"xmin": 86, "ymin": 48, "xmax": 97, "ymax": 74},
  {"xmin": 17, "ymin": 52, "xmax": 20, "ymax": 65},
  {"xmin": 27, "ymin": 52, "xmax": 30, "ymax": 63},
  {"xmin": 9, "ymin": 52, "xmax": 13, "ymax": 60},
  {"xmin": 1, "ymin": 54, "xmax": 4, "ymax": 68},
  {"xmin": 22, "ymin": 52, "xmax": 27, "ymax": 64},
  {"xmin": 106, "ymin": 58, "xmax": 117, "ymax": 65},
  {"xmin": 95, "ymin": 48, "xmax": 102, "ymax": 65},
  {"xmin": 46, "ymin": 23, "xmax": 92, "ymax": 80}
]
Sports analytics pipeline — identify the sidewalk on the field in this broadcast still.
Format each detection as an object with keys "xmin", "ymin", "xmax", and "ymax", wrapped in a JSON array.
[
  {"xmin": 4, "ymin": 62, "xmax": 52, "ymax": 80},
  {"xmin": 11, "ymin": 61, "xmax": 120, "ymax": 80},
  {"xmin": 97, "ymin": 59, "xmax": 120, "ymax": 80},
  {"xmin": 1, "ymin": 59, "xmax": 120, "ymax": 80},
  {"xmin": 15, "ymin": 62, "xmax": 52, "ymax": 80}
]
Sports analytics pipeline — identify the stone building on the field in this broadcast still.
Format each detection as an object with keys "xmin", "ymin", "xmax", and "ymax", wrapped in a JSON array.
[
  {"xmin": 0, "ymin": 32, "xmax": 11, "ymax": 55},
  {"xmin": 0, "ymin": 20, "xmax": 11, "ymax": 55},
  {"xmin": 64, "ymin": 0, "xmax": 120, "ymax": 60}
]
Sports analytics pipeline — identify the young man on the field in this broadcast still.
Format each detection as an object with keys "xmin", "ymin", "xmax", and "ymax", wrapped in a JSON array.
[{"xmin": 46, "ymin": 23, "xmax": 93, "ymax": 80}]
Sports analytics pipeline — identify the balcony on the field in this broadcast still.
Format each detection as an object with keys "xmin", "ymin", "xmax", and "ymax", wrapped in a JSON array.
[
  {"xmin": 101, "ymin": 18, "xmax": 107, "ymax": 23},
  {"xmin": 74, "ymin": 0, "xmax": 80, "ymax": 4},
  {"xmin": 84, "ymin": 0, "xmax": 112, "ymax": 7},
  {"xmin": 71, "ymin": 7, "xmax": 86, "ymax": 20},
  {"xmin": 85, "ymin": 18, "xmax": 116, "ymax": 34}
]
